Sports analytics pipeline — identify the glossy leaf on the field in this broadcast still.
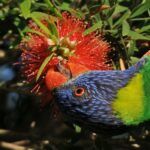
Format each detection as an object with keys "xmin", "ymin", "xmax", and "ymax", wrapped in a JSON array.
[
  {"xmin": 138, "ymin": 25, "xmax": 150, "ymax": 33},
  {"xmin": 30, "ymin": 13, "xmax": 58, "ymax": 42},
  {"xmin": 73, "ymin": 124, "xmax": 81, "ymax": 133},
  {"xmin": 84, "ymin": 21, "xmax": 102, "ymax": 35},
  {"xmin": 30, "ymin": 14, "xmax": 50, "ymax": 35},
  {"xmin": 31, "ymin": 11, "xmax": 58, "ymax": 40},
  {"xmin": 19, "ymin": 0, "xmax": 31, "ymax": 19},
  {"xmin": 113, "ymin": 10, "xmax": 131, "ymax": 28},
  {"xmin": 128, "ymin": 30, "xmax": 150, "ymax": 40},
  {"xmin": 128, "ymin": 40, "xmax": 138, "ymax": 56},
  {"xmin": 122, "ymin": 20, "xmax": 130, "ymax": 36},
  {"xmin": 112, "ymin": 4, "xmax": 129, "ymax": 15},
  {"xmin": 130, "ymin": 0, "xmax": 150, "ymax": 18},
  {"xmin": 31, "ymin": 11, "xmax": 57, "ymax": 22},
  {"xmin": 36, "ymin": 53, "xmax": 54, "ymax": 81},
  {"xmin": 58, "ymin": 2, "xmax": 83, "ymax": 18},
  {"xmin": 48, "ymin": 22, "xmax": 59, "ymax": 39},
  {"xmin": 22, "ymin": 27, "xmax": 46, "ymax": 37},
  {"xmin": 130, "ymin": 56, "xmax": 140, "ymax": 65},
  {"xmin": 44, "ymin": 0, "xmax": 62, "ymax": 18}
]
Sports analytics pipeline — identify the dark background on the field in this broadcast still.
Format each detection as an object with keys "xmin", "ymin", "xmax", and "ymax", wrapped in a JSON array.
[{"xmin": 0, "ymin": 0, "xmax": 150, "ymax": 149}]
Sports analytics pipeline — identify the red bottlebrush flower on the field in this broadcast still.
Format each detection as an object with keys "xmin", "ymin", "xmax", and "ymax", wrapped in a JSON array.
[
  {"xmin": 68, "ymin": 34, "xmax": 111, "ymax": 70},
  {"xmin": 20, "ymin": 34, "xmax": 49, "ymax": 82},
  {"xmin": 57, "ymin": 12, "xmax": 111, "ymax": 70},
  {"xmin": 20, "ymin": 12, "xmax": 112, "ymax": 106}
]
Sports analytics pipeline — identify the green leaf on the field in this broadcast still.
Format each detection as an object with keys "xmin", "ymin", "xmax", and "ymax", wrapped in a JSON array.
[
  {"xmin": 138, "ymin": 25, "xmax": 150, "ymax": 33},
  {"xmin": 22, "ymin": 27, "xmax": 46, "ymax": 37},
  {"xmin": 122, "ymin": 20, "xmax": 130, "ymax": 36},
  {"xmin": 105, "ymin": 29, "xmax": 118, "ymax": 34},
  {"xmin": 106, "ymin": 5, "xmax": 116, "ymax": 19},
  {"xmin": 30, "ymin": 13, "xmax": 51, "ymax": 35},
  {"xmin": 33, "ymin": 2, "xmax": 49, "ymax": 9},
  {"xmin": 130, "ymin": 17, "xmax": 150, "ymax": 21},
  {"xmin": 30, "ymin": 13, "xmax": 57, "ymax": 43},
  {"xmin": 113, "ymin": 10, "xmax": 131, "ymax": 28},
  {"xmin": 130, "ymin": 0, "xmax": 150, "ymax": 18},
  {"xmin": 31, "ymin": 11, "xmax": 51, "ymax": 20},
  {"xmin": 73, "ymin": 124, "xmax": 81, "ymax": 133},
  {"xmin": 91, "ymin": 13, "xmax": 101, "ymax": 23},
  {"xmin": 83, "ymin": 21, "xmax": 102, "ymax": 35},
  {"xmin": 130, "ymin": 57, "xmax": 140, "ymax": 65},
  {"xmin": 112, "ymin": 4, "xmax": 129, "ymax": 15},
  {"xmin": 58, "ymin": 2, "xmax": 83, "ymax": 18},
  {"xmin": 44, "ymin": 0, "xmax": 53, "ymax": 8},
  {"xmin": 128, "ymin": 30, "xmax": 150, "ymax": 40},
  {"xmin": 31, "ymin": 11, "xmax": 58, "ymax": 33},
  {"xmin": 58, "ymin": 2, "xmax": 71, "ymax": 11},
  {"xmin": 107, "ymin": 17, "xmax": 113, "ymax": 28},
  {"xmin": 31, "ymin": 11, "xmax": 58, "ymax": 25},
  {"xmin": 19, "ymin": 0, "xmax": 31, "ymax": 19},
  {"xmin": 48, "ymin": 22, "xmax": 59, "ymax": 39},
  {"xmin": 103, "ymin": 0, "xmax": 110, "ymax": 5},
  {"xmin": 128, "ymin": 40, "xmax": 138, "ymax": 56},
  {"xmin": 27, "ymin": 12, "xmax": 59, "ymax": 43},
  {"xmin": 44, "ymin": 0, "xmax": 62, "ymax": 18},
  {"xmin": 36, "ymin": 53, "xmax": 54, "ymax": 81}
]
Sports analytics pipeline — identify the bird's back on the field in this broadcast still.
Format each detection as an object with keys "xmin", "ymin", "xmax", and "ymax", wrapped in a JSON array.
[{"xmin": 112, "ymin": 56, "xmax": 150, "ymax": 126}]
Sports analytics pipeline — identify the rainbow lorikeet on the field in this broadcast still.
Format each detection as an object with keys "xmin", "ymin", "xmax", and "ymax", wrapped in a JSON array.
[{"xmin": 53, "ymin": 55, "xmax": 150, "ymax": 134}]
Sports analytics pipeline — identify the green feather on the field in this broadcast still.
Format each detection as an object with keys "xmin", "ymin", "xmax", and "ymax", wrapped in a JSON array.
[
  {"xmin": 140, "ymin": 56, "xmax": 150, "ymax": 122},
  {"xmin": 113, "ymin": 56, "xmax": 150, "ymax": 125}
]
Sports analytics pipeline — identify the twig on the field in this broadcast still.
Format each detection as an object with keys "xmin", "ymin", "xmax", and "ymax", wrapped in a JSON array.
[
  {"xmin": 12, "ymin": 140, "xmax": 30, "ymax": 146},
  {"xmin": 0, "ymin": 129, "xmax": 10, "ymax": 135},
  {"xmin": 0, "ymin": 141, "xmax": 33, "ymax": 150},
  {"xmin": 119, "ymin": 58, "xmax": 126, "ymax": 70}
]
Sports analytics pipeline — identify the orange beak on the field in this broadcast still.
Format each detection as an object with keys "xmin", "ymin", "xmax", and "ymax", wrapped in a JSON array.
[{"xmin": 45, "ymin": 62, "xmax": 89, "ymax": 90}]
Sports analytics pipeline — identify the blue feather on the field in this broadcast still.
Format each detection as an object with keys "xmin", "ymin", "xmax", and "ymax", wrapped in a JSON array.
[{"xmin": 53, "ymin": 57, "xmax": 149, "ymax": 130}]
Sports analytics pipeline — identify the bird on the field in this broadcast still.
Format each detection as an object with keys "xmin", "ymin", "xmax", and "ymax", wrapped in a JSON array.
[{"xmin": 52, "ymin": 55, "xmax": 150, "ymax": 135}]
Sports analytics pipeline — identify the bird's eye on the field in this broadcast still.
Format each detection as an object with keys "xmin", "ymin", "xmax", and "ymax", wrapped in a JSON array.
[{"xmin": 74, "ymin": 87, "xmax": 85, "ymax": 97}]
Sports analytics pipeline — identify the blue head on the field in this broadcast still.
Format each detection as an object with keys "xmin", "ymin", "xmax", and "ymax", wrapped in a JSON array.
[{"xmin": 53, "ymin": 70, "xmax": 133, "ymax": 127}]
